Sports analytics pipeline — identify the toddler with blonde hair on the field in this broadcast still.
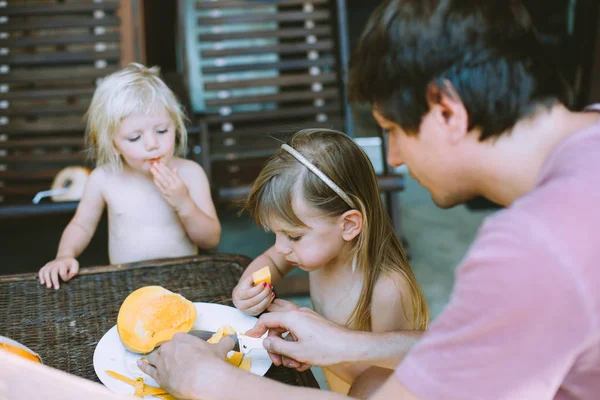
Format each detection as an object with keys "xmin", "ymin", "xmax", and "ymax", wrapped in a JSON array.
[{"xmin": 39, "ymin": 63, "xmax": 221, "ymax": 289}]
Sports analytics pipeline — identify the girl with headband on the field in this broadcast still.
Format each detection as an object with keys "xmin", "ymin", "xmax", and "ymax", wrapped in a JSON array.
[{"xmin": 232, "ymin": 129, "xmax": 428, "ymax": 394}]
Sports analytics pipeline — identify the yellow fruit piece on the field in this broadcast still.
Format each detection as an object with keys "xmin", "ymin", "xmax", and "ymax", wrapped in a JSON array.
[
  {"xmin": 226, "ymin": 351, "xmax": 243, "ymax": 367},
  {"xmin": 239, "ymin": 357, "xmax": 252, "ymax": 371},
  {"xmin": 207, "ymin": 325, "xmax": 237, "ymax": 344},
  {"xmin": 207, "ymin": 330, "xmax": 223, "ymax": 344},
  {"xmin": 106, "ymin": 370, "xmax": 169, "ymax": 396},
  {"xmin": 133, "ymin": 378, "xmax": 144, "ymax": 397},
  {"xmin": 117, "ymin": 286, "xmax": 196, "ymax": 354},
  {"xmin": 0, "ymin": 342, "xmax": 42, "ymax": 363},
  {"xmin": 205, "ymin": 326, "xmax": 253, "ymax": 371},
  {"xmin": 252, "ymin": 266, "xmax": 271, "ymax": 286},
  {"xmin": 221, "ymin": 325, "xmax": 236, "ymax": 335}
]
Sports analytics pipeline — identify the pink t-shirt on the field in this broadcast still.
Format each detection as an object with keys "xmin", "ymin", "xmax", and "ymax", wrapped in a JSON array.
[{"xmin": 396, "ymin": 109, "xmax": 600, "ymax": 400}]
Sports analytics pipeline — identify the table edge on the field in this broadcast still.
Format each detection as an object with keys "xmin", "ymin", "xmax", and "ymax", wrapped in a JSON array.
[{"xmin": 0, "ymin": 253, "xmax": 252, "ymax": 282}]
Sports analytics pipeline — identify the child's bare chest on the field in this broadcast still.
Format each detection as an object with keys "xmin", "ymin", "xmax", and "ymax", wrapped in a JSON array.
[
  {"xmin": 101, "ymin": 175, "xmax": 196, "ymax": 264},
  {"xmin": 104, "ymin": 178, "xmax": 176, "ymax": 224},
  {"xmin": 309, "ymin": 271, "xmax": 363, "ymax": 328}
]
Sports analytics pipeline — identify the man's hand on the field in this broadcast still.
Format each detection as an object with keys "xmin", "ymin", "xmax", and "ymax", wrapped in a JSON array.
[
  {"xmin": 267, "ymin": 298, "xmax": 300, "ymax": 313},
  {"xmin": 137, "ymin": 333, "xmax": 235, "ymax": 400},
  {"xmin": 246, "ymin": 308, "xmax": 353, "ymax": 369}
]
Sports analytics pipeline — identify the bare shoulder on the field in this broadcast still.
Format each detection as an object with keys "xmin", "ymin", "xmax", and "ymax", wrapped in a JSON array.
[
  {"xmin": 371, "ymin": 272, "xmax": 415, "ymax": 331},
  {"xmin": 88, "ymin": 165, "xmax": 128, "ymax": 189},
  {"xmin": 171, "ymin": 157, "xmax": 208, "ymax": 179},
  {"xmin": 373, "ymin": 272, "xmax": 412, "ymax": 308},
  {"xmin": 86, "ymin": 166, "xmax": 110, "ymax": 188}
]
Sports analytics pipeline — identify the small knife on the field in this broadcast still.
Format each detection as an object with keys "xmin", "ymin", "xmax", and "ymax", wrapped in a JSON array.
[{"xmin": 188, "ymin": 330, "xmax": 265, "ymax": 354}]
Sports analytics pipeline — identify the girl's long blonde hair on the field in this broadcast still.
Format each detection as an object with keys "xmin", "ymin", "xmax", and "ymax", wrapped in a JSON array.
[{"xmin": 244, "ymin": 129, "xmax": 428, "ymax": 331}]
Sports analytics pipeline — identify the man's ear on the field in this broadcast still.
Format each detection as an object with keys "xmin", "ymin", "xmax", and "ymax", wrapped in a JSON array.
[
  {"xmin": 341, "ymin": 210, "xmax": 363, "ymax": 241},
  {"xmin": 426, "ymin": 80, "xmax": 468, "ymax": 143}
]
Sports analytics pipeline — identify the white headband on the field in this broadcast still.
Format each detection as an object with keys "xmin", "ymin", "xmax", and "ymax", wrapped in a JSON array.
[{"xmin": 281, "ymin": 144, "xmax": 356, "ymax": 209}]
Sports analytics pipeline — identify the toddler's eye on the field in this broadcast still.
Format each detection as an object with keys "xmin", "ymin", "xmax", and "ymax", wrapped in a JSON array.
[
  {"xmin": 128, "ymin": 136, "xmax": 140, "ymax": 142},
  {"xmin": 288, "ymin": 235, "xmax": 301, "ymax": 242},
  {"xmin": 157, "ymin": 129, "xmax": 168, "ymax": 134}
]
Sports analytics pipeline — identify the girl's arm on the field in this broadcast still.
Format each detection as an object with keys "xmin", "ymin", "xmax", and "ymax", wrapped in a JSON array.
[
  {"xmin": 55, "ymin": 169, "xmax": 106, "ymax": 258},
  {"xmin": 172, "ymin": 161, "xmax": 221, "ymax": 249},
  {"xmin": 39, "ymin": 169, "xmax": 106, "ymax": 288}
]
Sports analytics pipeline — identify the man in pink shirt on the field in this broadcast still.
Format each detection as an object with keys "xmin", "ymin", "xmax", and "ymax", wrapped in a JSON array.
[{"xmin": 139, "ymin": 1, "xmax": 600, "ymax": 399}]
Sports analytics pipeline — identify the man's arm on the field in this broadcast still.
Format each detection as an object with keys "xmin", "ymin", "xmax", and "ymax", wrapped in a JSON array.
[
  {"xmin": 246, "ymin": 309, "xmax": 424, "ymax": 370},
  {"xmin": 139, "ymin": 332, "xmax": 423, "ymax": 400},
  {"xmin": 138, "ymin": 333, "xmax": 349, "ymax": 400},
  {"xmin": 198, "ymin": 366, "xmax": 348, "ymax": 400},
  {"xmin": 343, "ymin": 329, "xmax": 423, "ymax": 370},
  {"xmin": 199, "ymin": 365, "xmax": 416, "ymax": 400}
]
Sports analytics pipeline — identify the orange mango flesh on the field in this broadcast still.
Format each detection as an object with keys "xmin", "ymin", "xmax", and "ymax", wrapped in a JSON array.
[
  {"xmin": 0, "ymin": 343, "xmax": 41, "ymax": 363},
  {"xmin": 133, "ymin": 378, "xmax": 145, "ymax": 397},
  {"xmin": 207, "ymin": 325, "xmax": 236, "ymax": 344},
  {"xmin": 226, "ymin": 351, "xmax": 243, "ymax": 367},
  {"xmin": 117, "ymin": 286, "xmax": 196, "ymax": 354},
  {"xmin": 210, "ymin": 325, "xmax": 253, "ymax": 371},
  {"xmin": 106, "ymin": 370, "xmax": 169, "ymax": 396},
  {"xmin": 252, "ymin": 266, "xmax": 271, "ymax": 286}
]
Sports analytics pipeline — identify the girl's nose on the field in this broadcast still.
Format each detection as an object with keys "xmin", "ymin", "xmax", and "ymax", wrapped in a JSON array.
[
  {"xmin": 144, "ymin": 133, "xmax": 159, "ymax": 151},
  {"xmin": 274, "ymin": 236, "xmax": 292, "ymax": 255}
]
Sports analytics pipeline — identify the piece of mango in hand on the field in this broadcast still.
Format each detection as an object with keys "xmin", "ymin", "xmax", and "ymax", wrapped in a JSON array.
[{"xmin": 252, "ymin": 266, "xmax": 271, "ymax": 286}]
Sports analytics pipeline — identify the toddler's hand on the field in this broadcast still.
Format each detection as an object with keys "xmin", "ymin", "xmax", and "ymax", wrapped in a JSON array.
[
  {"xmin": 150, "ymin": 162, "xmax": 190, "ymax": 212},
  {"xmin": 232, "ymin": 275, "xmax": 275, "ymax": 316},
  {"xmin": 38, "ymin": 257, "xmax": 79, "ymax": 290},
  {"xmin": 267, "ymin": 298, "xmax": 301, "ymax": 313}
]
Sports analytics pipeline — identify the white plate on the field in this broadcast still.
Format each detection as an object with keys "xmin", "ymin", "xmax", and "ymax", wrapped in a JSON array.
[{"xmin": 94, "ymin": 302, "xmax": 272, "ymax": 398}]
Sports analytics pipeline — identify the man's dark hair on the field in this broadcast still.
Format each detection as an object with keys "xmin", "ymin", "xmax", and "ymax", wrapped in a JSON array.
[{"xmin": 349, "ymin": 0, "xmax": 572, "ymax": 140}]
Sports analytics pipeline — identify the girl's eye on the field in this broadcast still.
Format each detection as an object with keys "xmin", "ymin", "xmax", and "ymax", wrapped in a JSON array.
[
  {"xmin": 128, "ymin": 136, "xmax": 140, "ymax": 142},
  {"xmin": 157, "ymin": 129, "xmax": 167, "ymax": 134},
  {"xmin": 288, "ymin": 235, "xmax": 301, "ymax": 242}
]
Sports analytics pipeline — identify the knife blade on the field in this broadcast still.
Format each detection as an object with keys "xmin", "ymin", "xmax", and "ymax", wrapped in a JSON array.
[{"xmin": 188, "ymin": 330, "xmax": 265, "ymax": 354}]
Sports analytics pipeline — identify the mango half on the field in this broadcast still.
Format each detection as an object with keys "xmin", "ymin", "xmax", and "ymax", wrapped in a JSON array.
[{"xmin": 117, "ymin": 286, "xmax": 196, "ymax": 354}]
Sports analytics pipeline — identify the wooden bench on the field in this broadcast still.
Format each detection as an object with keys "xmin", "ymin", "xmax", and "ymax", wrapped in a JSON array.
[
  {"xmin": 176, "ymin": 0, "xmax": 406, "ymax": 237},
  {"xmin": 0, "ymin": 0, "xmax": 143, "ymax": 215}
]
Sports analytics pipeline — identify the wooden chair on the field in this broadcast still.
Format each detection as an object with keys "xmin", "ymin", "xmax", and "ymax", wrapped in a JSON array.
[
  {"xmin": 176, "ymin": 0, "xmax": 407, "ymax": 237},
  {"xmin": 0, "ymin": 0, "xmax": 143, "ymax": 215}
]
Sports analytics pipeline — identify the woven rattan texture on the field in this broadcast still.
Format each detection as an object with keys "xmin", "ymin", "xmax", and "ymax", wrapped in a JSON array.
[{"xmin": 0, "ymin": 255, "xmax": 319, "ymax": 389}]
